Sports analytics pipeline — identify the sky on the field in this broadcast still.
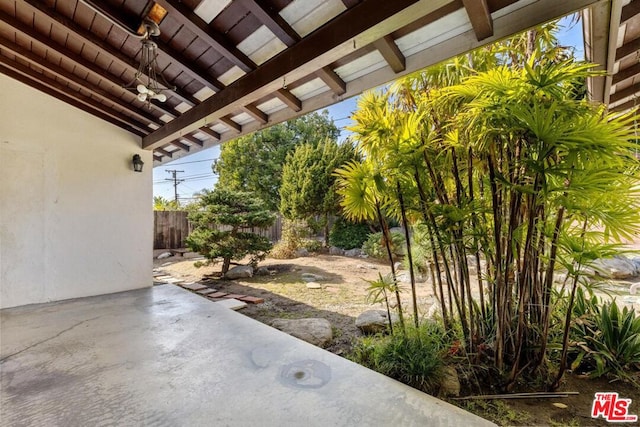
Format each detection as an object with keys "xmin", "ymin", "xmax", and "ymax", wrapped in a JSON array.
[{"xmin": 153, "ymin": 15, "xmax": 584, "ymax": 204}]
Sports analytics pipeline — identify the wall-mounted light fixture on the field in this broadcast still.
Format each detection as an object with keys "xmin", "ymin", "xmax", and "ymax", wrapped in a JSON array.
[{"xmin": 132, "ymin": 154, "xmax": 144, "ymax": 172}]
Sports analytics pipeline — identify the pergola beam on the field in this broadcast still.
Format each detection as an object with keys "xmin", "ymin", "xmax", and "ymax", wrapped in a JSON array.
[
  {"xmin": 242, "ymin": 104, "xmax": 269, "ymax": 124},
  {"xmin": 153, "ymin": 0, "xmax": 256, "ymax": 72},
  {"xmin": 315, "ymin": 67, "xmax": 346, "ymax": 95},
  {"xmin": 237, "ymin": 0, "xmax": 300, "ymax": 46},
  {"xmin": 610, "ymin": 81, "xmax": 640, "ymax": 104},
  {"xmin": 461, "ymin": 0, "xmax": 494, "ymax": 41},
  {"xmin": 275, "ymin": 89, "xmax": 302, "ymax": 112},
  {"xmin": 219, "ymin": 116, "xmax": 242, "ymax": 133},
  {"xmin": 373, "ymin": 35, "xmax": 405, "ymax": 73},
  {"xmin": 18, "ymin": 0, "xmax": 198, "ymax": 106},
  {"xmin": 142, "ymin": 0, "xmax": 428, "ymax": 149}
]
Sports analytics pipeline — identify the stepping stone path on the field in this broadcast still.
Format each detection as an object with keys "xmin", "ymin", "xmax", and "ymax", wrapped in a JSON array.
[{"xmin": 154, "ymin": 269, "xmax": 265, "ymax": 308}]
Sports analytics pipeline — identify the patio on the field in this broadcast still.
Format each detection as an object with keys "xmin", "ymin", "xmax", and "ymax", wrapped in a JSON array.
[{"xmin": 1, "ymin": 284, "xmax": 493, "ymax": 426}]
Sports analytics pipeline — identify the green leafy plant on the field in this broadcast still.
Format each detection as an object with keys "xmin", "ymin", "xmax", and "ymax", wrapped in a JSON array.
[
  {"xmin": 364, "ymin": 273, "xmax": 401, "ymax": 333},
  {"xmin": 329, "ymin": 218, "xmax": 371, "ymax": 249},
  {"xmin": 349, "ymin": 321, "xmax": 452, "ymax": 393},
  {"xmin": 569, "ymin": 290, "xmax": 640, "ymax": 381},
  {"xmin": 361, "ymin": 231, "xmax": 405, "ymax": 260},
  {"xmin": 185, "ymin": 188, "xmax": 275, "ymax": 274}
]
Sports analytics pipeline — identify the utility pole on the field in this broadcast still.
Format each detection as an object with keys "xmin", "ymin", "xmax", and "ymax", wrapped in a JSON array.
[{"xmin": 165, "ymin": 169, "xmax": 184, "ymax": 205}]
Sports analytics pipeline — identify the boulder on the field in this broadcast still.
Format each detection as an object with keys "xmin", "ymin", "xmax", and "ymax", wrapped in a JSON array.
[
  {"xmin": 270, "ymin": 318, "xmax": 333, "ymax": 347},
  {"xmin": 355, "ymin": 309, "xmax": 399, "ymax": 334},
  {"xmin": 344, "ymin": 248, "xmax": 363, "ymax": 257},
  {"xmin": 157, "ymin": 252, "xmax": 172, "ymax": 260},
  {"xmin": 589, "ymin": 256, "xmax": 638, "ymax": 280},
  {"xmin": 329, "ymin": 246, "xmax": 345, "ymax": 256},
  {"xmin": 255, "ymin": 266, "xmax": 271, "ymax": 276},
  {"xmin": 394, "ymin": 262, "xmax": 403, "ymax": 271},
  {"xmin": 306, "ymin": 282, "xmax": 323, "ymax": 290},
  {"xmin": 225, "ymin": 265, "xmax": 254, "ymax": 280},
  {"xmin": 295, "ymin": 248, "xmax": 309, "ymax": 257},
  {"xmin": 301, "ymin": 273, "xmax": 325, "ymax": 282},
  {"xmin": 439, "ymin": 366, "xmax": 460, "ymax": 397}
]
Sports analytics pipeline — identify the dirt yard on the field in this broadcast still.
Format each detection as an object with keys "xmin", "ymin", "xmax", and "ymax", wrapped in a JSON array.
[{"xmin": 153, "ymin": 251, "xmax": 640, "ymax": 426}]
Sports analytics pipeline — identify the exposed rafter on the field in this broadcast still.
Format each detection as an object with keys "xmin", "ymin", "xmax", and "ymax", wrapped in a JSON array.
[
  {"xmin": 613, "ymin": 62, "xmax": 640, "ymax": 85},
  {"xmin": 219, "ymin": 116, "xmax": 242, "ymax": 133},
  {"xmin": 183, "ymin": 135, "xmax": 204, "ymax": 147},
  {"xmin": 153, "ymin": 0, "xmax": 256, "ymax": 72},
  {"xmin": 275, "ymin": 89, "xmax": 303, "ymax": 112},
  {"xmin": 0, "ymin": 36, "xmax": 161, "ymax": 127},
  {"xmin": 242, "ymin": 104, "xmax": 269, "ymax": 124},
  {"xmin": 373, "ymin": 35, "xmax": 406, "ymax": 73},
  {"xmin": 199, "ymin": 127, "xmax": 221, "ymax": 140},
  {"xmin": 156, "ymin": 147, "xmax": 174, "ymax": 158},
  {"xmin": 18, "ymin": 0, "xmax": 198, "ymax": 106},
  {"xmin": 461, "ymin": 0, "xmax": 494, "ymax": 41},
  {"xmin": 171, "ymin": 140, "xmax": 191, "ymax": 152},
  {"xmin": 237, "ymin": 0, "xmax": 300, "ymax": 46},
  {"xmin": 610, "ymin": 82, "xmax": 640, "ymax": 104},
  {"xmin": 615, "ymin": 37, "xmax": 640, "ymax": 62},
  {"xmin": 143, "ymin": 0, "xmax": 423, "ymax": 149},
  {"xmin": 315, "ymin": 67, "xmax": 347, "ymax": 95},
  {"xmin": 621, "ymin": 0, "xmax": 640, "ymax": 25}
]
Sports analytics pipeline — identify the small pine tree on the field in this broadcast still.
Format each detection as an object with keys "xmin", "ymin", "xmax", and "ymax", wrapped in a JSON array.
[{"xmin": 185, "ymin": 189, "xmax": 275, "ymax": 274}]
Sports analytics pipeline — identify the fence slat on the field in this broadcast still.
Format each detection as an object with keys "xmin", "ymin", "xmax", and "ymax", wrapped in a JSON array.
[{"xmin": 153, "ymin": 211, "xmax": 283, "ymax": 249}]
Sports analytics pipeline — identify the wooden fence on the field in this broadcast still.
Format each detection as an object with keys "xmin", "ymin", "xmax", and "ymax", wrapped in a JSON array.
[
  {"xmin": 153, "ymin": 211, "xmax": 283, "ymax": 249},
  {"xmin": 154, "ymin": 211, "xmax": 192, "ymax": 249}
]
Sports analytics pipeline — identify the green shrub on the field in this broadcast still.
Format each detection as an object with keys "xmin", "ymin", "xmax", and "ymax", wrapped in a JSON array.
[
  {"xmin": 349, "ymin": 321, "xmax": 451, "ymax": 393},
  {"xmin": 329, "ymin": 218, "xmax": 370, "ymax": 249},
  {"xmin": 569, "ymin": 289, "xmax": 640, "ymax": 381},
  {"xmin": 361, "ymin": 231, "xmax": 405, "ymax": 260}
]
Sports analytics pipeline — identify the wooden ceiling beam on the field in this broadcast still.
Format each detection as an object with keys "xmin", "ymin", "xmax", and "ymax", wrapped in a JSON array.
[
  {"xmin": 613, "ymin": 62, "xmax": 640, "ymax": 86},
  {"xmin": 0, "ymin": 63, "xmax": 146, "ymax": 137},
  {"xmin": 143, "ymin": 0, "xmax": 421, "ymax": 148},
  {"xmin": 615, "ymin": 37, "xmax": 640, "ymax": 62},
  {"xmin": 80, "ymin": 0, "xmax": 225, "ymax": 92},
  {"xmin": 153, "ymin": 0, "xmax": 256, "ymax": 72},
  {"xmin": 242, "ymin": 104, "xmax": 269, "ymax": 124},
  {"xmin": 18, "ymin": 0, "xmax": 198, "ymax": 106},
  {"xmin": 219, "ymin": 116, "xmax": 242, "ymax": 133},
  {"xmin": 0, "ymin": 36, "xmax": 162, "ymax": 127},
  {"xmin": 156, "ymin": 147, "xmax": 174, "ymax": 158},
  {"xmin": 0, "ymin": 55, "xmax": 151, "ymax": 134},
  {"xmin": 610, "ymin": 98, "xmax": 637, "ymax": 113},
  {"xmin": 373, "ymin": 35, "xmax": 405, "ymax": 73},
  {"xmin": 0, "ymin": 8, "xmax": 180, "ymax": 119},
  {"xmin": 461, "ymin": 0, "xmax": 493, "ymax": 41},
  {"xmin": 275, "ymin": 89, "xmax": 302, "ymax": 112},
  {"xmin": 621, "ymin": 0, "xmax": 640, "ymax": 26},
  {"xmin": 237, "ymin": 0, "xmax": 300, "ymax": 46},
  {"xmin": 316, "ymin": 67, "xmax": 346, "ymax": 95},
  {"xmin": 170, "ymin": 140, "xmax": 191, "ymax": 151},
  {"xmin": 610, "ymin": 82, "xmax": 640, "ymax": 104},
  {"xmin": 154, "ymin": 155, "xmax": 164, "ymax": 162},
  {"xmin": 183, "ymin": 135, "xmax": 204, "ymax": 147},
  {"xmin": 199, "ymin": 127, "xmax": 221, "ymax": 140}
]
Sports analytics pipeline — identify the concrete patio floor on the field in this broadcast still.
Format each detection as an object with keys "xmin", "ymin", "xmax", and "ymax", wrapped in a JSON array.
[{"xmin": 1, "ymin": 285, "xmax": 493, "ymax": 426}]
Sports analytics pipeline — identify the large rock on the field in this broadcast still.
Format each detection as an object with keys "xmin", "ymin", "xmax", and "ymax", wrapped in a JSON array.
[
  {"xmin": 439, "ymin": 366, "xmax": 460, "ymax": 397},
  {"xmin": 270, "ymin": 318, "xmax": 333, "ymax": 347},
  {"xmin": 329, "ymin": 246, "xmax": 345, "ymax": 256},
  {"xmin": 295, "ymin": 248, "xmax": 309, "ymax": 257},
  {"xmin": 225, "ymin": 265, "xmax": 254, "ymax": 279},
  {"xmin": 356, "ymin": 309, "xmax": 399, "ymax": 334},
  {"xmin": 157, "ymin": 251, "xmax": 172, "ymax": 260},
  {"xmin": 344, "ymin": 248, "xmax": 363, "ymax": 257},
  {"xmin": 588, "ymin": 256, "xmax": 638, "ymax": 280},
  {"xmin": 301, "ymin": 273, "xmax": 325, "ymax": 282}
]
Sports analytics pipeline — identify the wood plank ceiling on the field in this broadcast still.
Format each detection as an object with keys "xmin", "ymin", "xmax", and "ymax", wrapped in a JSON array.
[
  {"xmin": 0, "ymin": 0, "xmax": 602, "ymax": 165},
  {"xmin": 586, "ymin": 0, "xmax": 640, "ymax": 118}
]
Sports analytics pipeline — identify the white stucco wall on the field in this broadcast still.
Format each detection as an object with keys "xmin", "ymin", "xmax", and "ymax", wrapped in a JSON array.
[{"xmin": 0, "ymin": 74, "xmax": 153, "ymax": 308}]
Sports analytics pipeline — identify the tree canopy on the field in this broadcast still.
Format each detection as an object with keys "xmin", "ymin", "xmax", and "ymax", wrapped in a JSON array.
[
  {"xmin": 213, "ymin": 110, "xmax": 340, "ymax": 210},
  {"xmin": 185, "ymin": 188, "xmax": 275, "ymax": 274}
]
